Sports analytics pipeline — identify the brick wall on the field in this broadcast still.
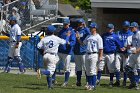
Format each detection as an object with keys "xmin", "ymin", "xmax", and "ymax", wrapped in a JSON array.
[{"xmin": 92, "ymin": 8, "xmax": 140, "ymax": 34}]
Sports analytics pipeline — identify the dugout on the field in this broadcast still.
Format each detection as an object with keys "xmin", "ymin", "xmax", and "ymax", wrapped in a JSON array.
[{"xmin": 90, "ymin": 0, "xmax": 140, "ymax": 34}]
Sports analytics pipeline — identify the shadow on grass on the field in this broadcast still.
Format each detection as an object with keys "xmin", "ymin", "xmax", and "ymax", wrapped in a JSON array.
[
  {"xmin": 26, "ymin": 83, "xmax": 47, "ymax": 86},
  {"xmin": 25, "ymin": 83, "xmax": 86, "ymax": 91},
  {"xmin": 99, "ymin": 83, "xmax": 130, "ymax": 90},
  {"xmin": 13, "ymin": 86, "xmax": 44, "ymax": 90}
]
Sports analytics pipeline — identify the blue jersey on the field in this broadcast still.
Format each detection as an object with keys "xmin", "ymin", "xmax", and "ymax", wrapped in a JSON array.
[
  {"xmin": 117, "ymin": 30, "xmax": 133, "ymax": 53},
  {"xmin": 102, "ymin": 32, "xmax": 123, "ymax": 54},
  {"xmin": 58, "ymin": 27, "xmax": 76, "ymax": 55},
  {"xmin": 74, "ymin": 27, "xmax": 91, "ymax": 55}
]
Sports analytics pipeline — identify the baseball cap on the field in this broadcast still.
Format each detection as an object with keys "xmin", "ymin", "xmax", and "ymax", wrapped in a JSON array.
[
  {"xmin": 107, "ymin": 24, "xmax": 114, "ymax": 29},
  {"xmin": 123, "ymin": 21, "xmax": 130, "ymax": 27},
  {"xmin": 12, "ymin": 7, "xmax": 18, "ymax": 12},
  {"xmin": 63, "ymin": 19, "xmax": 70, "ymax": 24},
  {"xmin": 89, "ymin": 22, "xmax": 98, "ymax": 28},
  {"xmin": 77, "ymin": 18, "xmax": 85, "ymax": 23},
  {"xmin": 130, "ymin": 22, "xmax": 139, "ymax": 27},
  {"xmin": 47, "ymin": 25, "xmax": 56, "ymax": 32},
  {"xmin": 9, "ymin": 16, "xmax": 17, "ymax": 21}
]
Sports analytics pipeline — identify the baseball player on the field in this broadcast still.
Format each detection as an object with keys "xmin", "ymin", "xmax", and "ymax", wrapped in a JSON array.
[
  {"xmin": 74, "ymin": 18, "xmax": 91, "ymax": 86},
  {"xmin": 125, "ymin": 22, "xmax": 140, "ymax": 90},
  {"xmin": 101, "ymin": 24, "xmax": 124, "ymax": 87},
  {"xmin": 57, "ymin": 19, "xmax": 76, "ymax": 87},
  {"xmin": 37, "ymin": 25, "xmax": 71, "ymax": 89},
  {"xmin": 115, "ymin": 21, "xmax": 133, "ymax": 86},
  {"xmin": 2, "ymin": 16, "xmax": 25, "ymax": 73},
  {"xmin": 77, "ymin": 22, "xmax": 103, "ymax": 90}
]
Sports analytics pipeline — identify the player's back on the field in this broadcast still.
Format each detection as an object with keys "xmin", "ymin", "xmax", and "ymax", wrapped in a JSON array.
[{"xmin": 40, "ymin": 35, "xmax": 66, "ymax": 54}]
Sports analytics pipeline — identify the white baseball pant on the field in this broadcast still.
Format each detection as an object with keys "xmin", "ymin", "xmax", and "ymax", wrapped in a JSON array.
[
  {"xmin": 58, "ymin": 53, "xmax": 71, "ymax": 72},
  {"xmin": 85, "ymin": 53, "xmax": 98, "ymax": 76}
]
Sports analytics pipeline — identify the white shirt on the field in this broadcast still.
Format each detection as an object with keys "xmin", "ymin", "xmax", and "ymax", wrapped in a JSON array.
[
  {"xmin": 10, "ymin": 24, "xmax": 21, "ymax": 41},
  {"xmin": 37, "ymin": 35, "xmax": 66, "ymax": 54},
  {"xmin": 0, "ymin": 19, "xmax": 6, "ymax": 32},
  {"xmin": 125, "ymin": 35, "xmax": 132, "ymax": 47},
  {"xmin": 132, "ymin": 31, "xmax": 140, "ymax": 49},
  {"xmin": 83, "ymin": 34, "xmax": 103, "ymax": 53}
]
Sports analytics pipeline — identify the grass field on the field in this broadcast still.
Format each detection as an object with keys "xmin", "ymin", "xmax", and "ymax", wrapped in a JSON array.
[{"xmin": 0, "ymin": 73, "xmax": 139, "ymax": 93}]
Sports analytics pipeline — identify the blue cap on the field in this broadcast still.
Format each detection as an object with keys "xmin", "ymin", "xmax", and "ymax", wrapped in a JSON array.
[
  {"xmin": 77, "ymin": 18, "xmax": 85, "ymax": 23},
  {"xmin": 123, "ymin": 21, "xmax": 130, "ymax": 27},
  {"xmin": 47, "ymin": 25, "xmax": 56, "ymax": 32},
  {"xmin": 130, "ymin": 22, "xmax": 139, "ymax": 27},
  {"xmin": 107, "ymin": 24, "xmax": 114, "ymax": 29},
  {"xmin": 63, "ymin": 19, "xmax": 70, "ymax": 24},
  {"xmin": 9, "ymin": 16, "xmax": 17, "ymax": 21},
  {"xmin": 90, "ymin": 22, "xmax": 98, "ymax": 28}
]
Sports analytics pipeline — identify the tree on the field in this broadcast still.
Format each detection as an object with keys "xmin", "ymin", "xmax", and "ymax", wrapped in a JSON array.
[
  {"xmin": 59, "ymin": 0, "xmax": 91, "ymax": 10},
  {"xmin": 78, "ymin": 0, "xmax": 91, "ymax": 10}
]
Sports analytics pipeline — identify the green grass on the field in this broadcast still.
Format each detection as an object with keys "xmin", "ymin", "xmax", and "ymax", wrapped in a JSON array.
[{"xmin": 0, "ymin": 73, "xmax": 139, "ymax": 93}]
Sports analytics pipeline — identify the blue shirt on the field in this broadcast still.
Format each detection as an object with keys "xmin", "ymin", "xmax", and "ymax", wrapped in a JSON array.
[
  {"xmin": 58, "ymin": 27, "xmax": 76, "ymax": 55},
  {"xmin": 117, "ymin": 30, "xmax": 133, "ymax": 53},
  {"xmin": 102, "ymin": 32, "xmax": 123, "ymax": 54},
  {"xmin": 74, "ymin": 27, "xmax": 91, "ymax": 55}
]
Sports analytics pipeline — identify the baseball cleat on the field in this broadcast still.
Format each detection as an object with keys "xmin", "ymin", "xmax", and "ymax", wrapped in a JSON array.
[
  {"xmin": 122, "ymin": 81, "xmax": 126, "ymax": 87},
  {"xmin": 37, "ymin": 69, "xmax": 41, "ymax": 79},
  {"xmin": 135, "ymin": 83, "xmax": 140, "ymax": 90},
  {"xmin": 61, "ymin": 82, "xmax": 68, "ymax": 87},
  {"xmin": 114, "ymin": 81, "xmax": 120, "ymax": 87},
  {"xmin": 76, "ymin": 82, "xmax": 81, "ymax": 86},
  {"xmin": 96, "ymin": 80, "xmax": 100, "ymax": 86},
  {"xmin": 87, "ymin": 86, "xmax": 96, "ymax": 91},
  {"xmin": 109, "ymin": 82, "xmax": 113, "ymax": 87},
  {"xmin": 128, "ymin": 83, "xmax": 136, "ymax": 89}
]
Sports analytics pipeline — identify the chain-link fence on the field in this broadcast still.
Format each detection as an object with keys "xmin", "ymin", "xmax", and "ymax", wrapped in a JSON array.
[
  {"xmin": 0, "ymin": 38, "xmax": 37, "ymax": 69},
  {"xmin": 0, "ymin": 0, "xmax": 58, "ymax": 33}
]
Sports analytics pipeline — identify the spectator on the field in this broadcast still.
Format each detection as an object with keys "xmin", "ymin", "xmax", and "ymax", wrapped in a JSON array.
[
  {"xmin": 8, "ymin": 7, "xmax": 21, "ymax": 25},
  {"xmin": 0, "ymin": 13, "xmax": 6, "ymax": 35}
]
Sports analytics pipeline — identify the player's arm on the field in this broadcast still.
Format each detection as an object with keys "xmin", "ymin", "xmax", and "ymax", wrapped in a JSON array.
[
  {"xmin": 98, "ymin": 35, "xmax": 103, "ymax": 61},
  {"xmin": 1, "ymin": 30, "xmax": 10, "ymax": 36},
  {"xmin": 37, "ymin": 40, "xmax": 44, "ymax": 55},
  {"xmin": 115, "ymin": 35, "xmax": 125, "ymax": 51},
  {"xmin": 67, "ymin": 30, "xmax": 76, "ymax": 46},
  {"xmin": 76, "ymin": 31, "xmax": 86, "ymax": 45},
  {"xmin": 15, "ymin": 27, "xmax": 22, "ymax": 48}
]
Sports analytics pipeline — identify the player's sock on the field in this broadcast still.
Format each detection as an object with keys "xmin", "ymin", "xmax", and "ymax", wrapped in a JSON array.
[
  {"xmin": 92, "ymin": 75, "xmax": 97, "ymax": 87},
  {"xmin": 18, "ymin": 62, "xmax": 25, "ymax": 72},
  {"xmin": 76, "ymin": 71, "xmax": 82, "ymax": 83},
  {"xmin": 97, "ymin": 71, "xmax": 102, "ymax": 81},
  {"xmin": 4, "ymin": 57, "xmax": 12, "ymax": 72},
  {"xmin": 110, "ymin": 73, "xmax": 114, "ymax": 82},
  {"xmin": 52, "ymin": 70, "xmax": 56, "ymax": 82},
  {"xmin": 135, "ymin": 75, "xmax": 139, "ymax": 84},
  {"xmin": 88, "ymin": 76, "xmax": 92, "ymax": 86},
  {"xmin": 123, "ymin": 72, "xmax": 127, "ymax": 82},
  {"xmin": 136, "ymin": 69, "xmax": 140, "ymax": 83},
  {"xmin": 64, "ymin": 72, "xmax": 70, "ymax": 83},
  {"xmin": 85, "ymin": 72, "xmax": 88, "ymax": 83},
  {"xmin": 46, "ymin": 76, "xmax": 52, "ymax": 88},
  {"xmin": 15, "ymin": 56, "xmax": 25, "ymax": 72},
  {"xmin": 115, "ymin": 71, "xmax": 120, "ymax": 82},
  {"xmin": 41, "ymin": 70, "xmax": 50, "ymax": 75}
]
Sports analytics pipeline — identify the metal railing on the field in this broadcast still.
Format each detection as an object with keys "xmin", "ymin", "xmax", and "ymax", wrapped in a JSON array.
[{"xmin": 0, "ymin": 0, "xmax": 58, "ymax": 35}]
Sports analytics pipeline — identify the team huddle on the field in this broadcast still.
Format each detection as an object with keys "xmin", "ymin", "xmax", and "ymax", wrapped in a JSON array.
[{"xmin": 1, "ymin": 16, "xmax": 140, "ymax": 91}]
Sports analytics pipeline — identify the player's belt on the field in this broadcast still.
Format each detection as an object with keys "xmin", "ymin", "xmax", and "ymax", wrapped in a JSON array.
[
  {"xmin": 87, "ymin": 52, "xmax": 98, "ymax": 54},
  {"xmin": 44, "ymin": 52, "xmax": 56, "ymax": 55}
]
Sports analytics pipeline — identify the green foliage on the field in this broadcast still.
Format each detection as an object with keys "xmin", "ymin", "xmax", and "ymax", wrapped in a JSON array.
[
  {"xmin": 59, "ymin": 0, "xmax": 91, "ymax": 10},
  {"xmin": 77, "ymin": 0, "xmax": 91, "ymax": 10}
]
